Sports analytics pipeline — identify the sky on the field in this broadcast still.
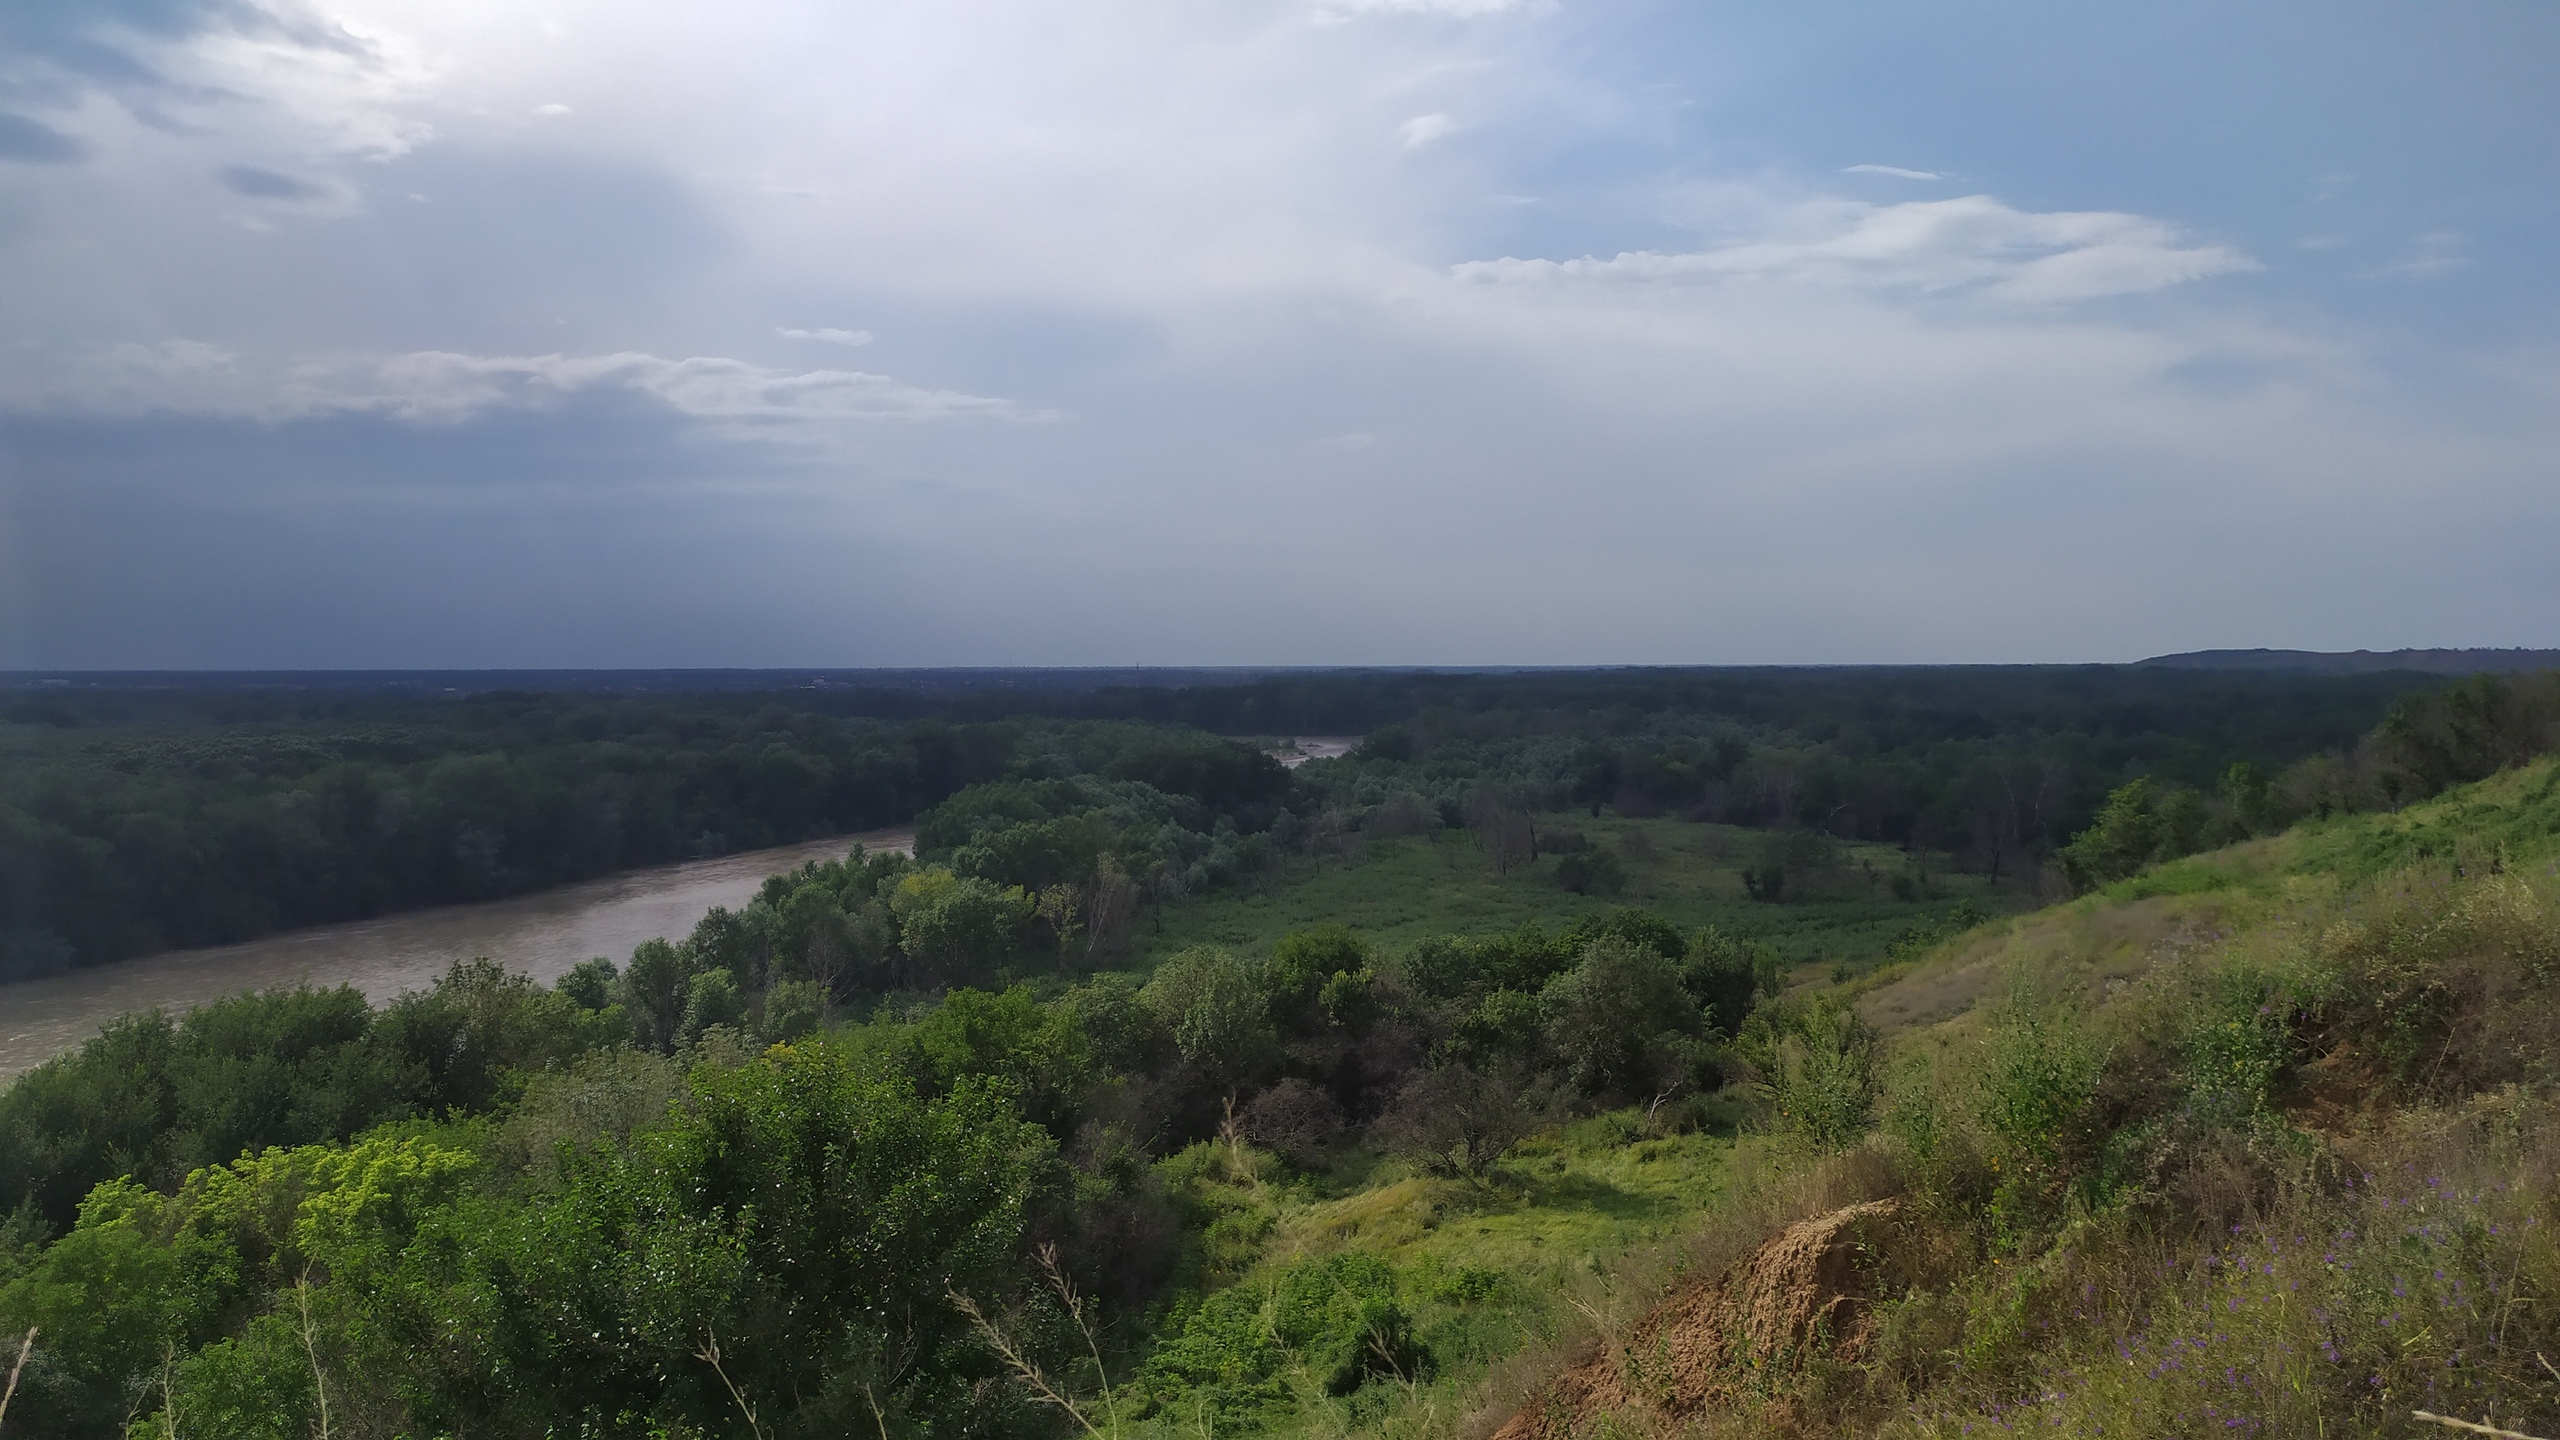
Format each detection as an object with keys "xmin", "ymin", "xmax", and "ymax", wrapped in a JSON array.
[{"xmin": 0, "ymin": 0, "xmax": 2554, "ymax": 668}]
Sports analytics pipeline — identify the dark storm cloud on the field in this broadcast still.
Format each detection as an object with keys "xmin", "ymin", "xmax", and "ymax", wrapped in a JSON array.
[
  {"xmin": 218, "ymin": 164, "xmax": 324, "ymax": 199},
  {"xmin": 0, "ymin": 113, "xmax": 84, "ymax": 164},
  {"xmin": 0, "ymin": 396, "xmax": 828, "ymax": 668}
]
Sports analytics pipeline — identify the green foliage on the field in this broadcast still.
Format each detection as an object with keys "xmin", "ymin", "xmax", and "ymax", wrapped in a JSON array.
[
  {"xmin": 555, "ymin": 955, "xmax": 619, "ymax": 1011},
  {"xmin": 1682, "ymin": 925, "xmax": 1786, "ymax": 1036},
  {"xmin": 759, "ymin": 977, "xmax": 823, "ymax": 1042},
  {"xmin": 1973, "ymin": 1003, "xmax": 2110, "ymax": 1235},
  {"xmin": 623, "ymin": 937, "xmax": 691, "ymax": 1052},
  {"xmin": 2057, "ymin": 777, "xmax": 2184, "ymax": 892},
  {"xmin": 0, "ymin": 1132, "xmax": 479, "ymax": 1437},
  {"xmin": 1269, "ymin": 923, "xmax": 1371, "ymax": 1033},
  {"xmin": 2059, "ymin": 672, "xmax": 2560, "ymax": 893},
  {"xmin": 889, "ymin": 867, "xmax": 1037, "ymax": 987},
  {"xmin": 899, "ymin": 985, "xmax": 1097, "ymax": 1136},
  {"xmin": 1899, "ymin": 1106, "xmax": 2560, "ymax": 1440},
  {"xmin": 1141, "ymin": 947, "xmax": 1278, "ymax": 1096},
  {"xmin": 1540, "ymin": 937, "xmax": 1698, "ymax": 1101},
  {"xmin": 0, "ymin": 965, "xmax": 593, "ymax": 1234},
  {"xmin": 503, "ymin": 1040, "xmax": 1058, "ymax": 1436},
  {"xmin": 1143, "ymin": 1251, "xmax": 1426, "ymax": 1414},
  {"xmin": 1554, "ymin": 846, "xmax": 1627, "ymax": 896},
  {"xmin": 0, "ymin": 1038, "xmax": 1060, "ymax": 1439},
  {"xmin": 12, "ymin": 677, "xmax": 2560, "ymax": 1440},
  {"xmin": 0, "ymin": 697, "xmax": 1026, "ymax": 974},
  {"xmin": 1738, "ymin": 994, "xmax": 1878, "ymax": 1148}
]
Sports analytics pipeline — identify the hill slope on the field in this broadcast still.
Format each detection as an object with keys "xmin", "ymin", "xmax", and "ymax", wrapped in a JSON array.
[{"xmin": 1465, "ymin": 758, "xmax": 2560, "ymax": 1439}]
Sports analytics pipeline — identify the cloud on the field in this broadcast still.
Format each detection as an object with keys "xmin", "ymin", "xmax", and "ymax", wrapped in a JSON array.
[
  {"xmin": 218, "ymin": 163, "xmax": 326, "ymax": 199},
  {"xmin": 532, "ymin": 102, "xmax": 572, "ymax": 116},
  {"xmin": 14, "ymin": 343, "xmax": 1045, "ymax": 426},
  {"xmin": 1321, "ymin": 0, "xmax": 1523, "ymax": 15},
  {"xmin": 1452, "ymin": 195, "xmax": 2256, "ymax": 303},
  {"xmin": 778, "ymin": 326, "xmax": 874, "ymax": 346},
  {"xmin": 2, "ymin": 0, "xmax": 2550, "ymax": 668},
  {"xmin": 1843, "ymin": 164, "xmax": 1940, "ymax": 180},
  {"xmin": 3, "ymin": 0, "xmax": 440, "ymax": 159},
  {"xmin": 2386, "ymin": 231, "xmax": 2466, "ymax": 277},
  {"xmin": 0, "ymin": 111, "xmax": 86, "ymax": 164},
  {"xmin": 1400, "ymin": 112, "xmax": 1457, "ymax": 149}
]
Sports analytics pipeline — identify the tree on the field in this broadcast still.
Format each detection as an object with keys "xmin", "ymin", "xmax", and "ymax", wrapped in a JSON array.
[
  {"xmin": 1467, "ymin": 785, "xmax": 1538, "ymax": 875},
  {"xmin": 1682, "ymin": 927, "xmax": 1785, "ymax": 1037},
  {"xmin": 1540, "ymin": 936, "xmax": 1698, "ymax": 1101},
  {"xmin": 622, "ymin": 939, "xmax": 690, "ymax": 1053},
  {"xmin": 1269, "ymin": 925, "xmax": 1370, "ymax": 1034},
  {"xmin": 1138, "ymin": 948, "xmax": 1275, "ymax": 1099},
  {"xmin": 2058, "ymin": 777, "xmax": 2199, "ymax": 892},
  {"xmin": 890, "ymin": 869, "xmax": 1034, "ymax": 988},
  {"xmin": 470, "ymin": 1042, "xmax": 1056, "ymax": 1436},
  {"xmin": 1376, "ymin": 1064, "xmax": 1544, "ymax": 1177}
]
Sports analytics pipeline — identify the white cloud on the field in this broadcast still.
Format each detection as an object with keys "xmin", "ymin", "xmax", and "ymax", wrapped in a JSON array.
[
  {"xmin": 11, "ymin": 344, "xmax": 1040, "ymax": 426},
  {"xmin": 1452, "ymin": 195, "xmax": 2256, "ymax": 303},
  {"xmin": 1843, "ymin": 164, "xmax": 1941, "ymax": 180},
  {"xmin": 1400, "ymin": 112, "xmax": 1458, "ymax": 149},
  {"xmin": 155, "ymin": 1, "xmax": 445, "ymax": 159},
  {"xmin": 778, "ymin": 327, "xmax": 875, "ymax": 346},
  {"xmin": 1321, "ymin": 0, "xmax": 1524, "ymax": 15},
  {"xmin": 2386, "ymin": 231, "xmax": 2466, "ymax": 277},
  {"xmin": 532, "ymin": 103, "xmax": 573, "ymax": 116}
]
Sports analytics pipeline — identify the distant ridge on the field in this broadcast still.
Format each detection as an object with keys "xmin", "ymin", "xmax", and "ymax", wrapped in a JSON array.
[{"xmin": 2137, "ymin": 647, "xmax": 2560, "ymax": 675}]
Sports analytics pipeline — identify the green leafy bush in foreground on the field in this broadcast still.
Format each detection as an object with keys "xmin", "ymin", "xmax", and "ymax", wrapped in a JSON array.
[{"xmin": 1142, "ymin": 1251, "xmax": 1426, "ymax": 1420}]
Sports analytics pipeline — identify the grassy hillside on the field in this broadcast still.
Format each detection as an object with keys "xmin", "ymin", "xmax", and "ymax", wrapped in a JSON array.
[
  {"xmin": 1107, "ymin": 761, "xmax": 2560, "ymax": 1439},
  {"xmin": 1145, "ymin": 816, "xmax": 2010, "ymax": 972}
]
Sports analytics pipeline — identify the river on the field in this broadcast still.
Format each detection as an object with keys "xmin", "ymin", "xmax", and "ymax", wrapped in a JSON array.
[{"xmin": 0, "ymin": 826, "xmax": 912, "ymax": 1081}]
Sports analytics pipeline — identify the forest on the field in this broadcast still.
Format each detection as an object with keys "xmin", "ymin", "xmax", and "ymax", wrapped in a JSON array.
[
  {"xmin": 0, "ymin": 665, "xmax": 2458, "ymax": 978},
  {"xmin": 0, "ymin": 668, "xmax": 2554, "ymax": 1438}
]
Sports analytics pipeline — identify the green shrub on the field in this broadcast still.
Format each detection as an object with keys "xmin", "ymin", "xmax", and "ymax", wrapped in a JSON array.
[
  {"xmin": 1896, "ymin": 1103, "xmax": 2560, "ymax": 1439},
  {"xmin": 1142, "ymin": 1252, "xmax": 1427, "ymax": 1414},
  {"xmin": 1739, "ymin": 995, "xmax": 1878, "ymax": 1148}
]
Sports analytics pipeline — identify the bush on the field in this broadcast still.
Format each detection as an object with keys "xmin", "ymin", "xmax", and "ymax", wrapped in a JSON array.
[
  {"xmin": 1738, "ymin": 995, "xmax": 1878, "ymax": 1148},
  {"xmin": 1143, "ymin": 1252, "xmax": 1427, "ymax": 1412},
  {"xmin": 1375, "ymin": 1063, "xmax": 1546, "ymax": 1177},
  {"xmin": 1240, "ymin": 1078, "xmax": 1345, "ymax": 1166},
  {"xmin": 1555, "ymin": 847, "xmax": 1627, "ymax": 896}
]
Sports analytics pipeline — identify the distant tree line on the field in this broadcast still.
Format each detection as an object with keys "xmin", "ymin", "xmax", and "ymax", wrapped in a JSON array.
[
  {"xmin": 2058, "ymin": 670, "xmax": 2560, "ymax": 889},
  {"xmin": 0, "ymin": 667, "xmax": 2456, "ymax": 976},
  {"xmin": 1284, "ymin": 670, "xmax": 2444, "ymax": 890},
  {"xmin": 0, "ymin": 701, "xmax": 1286, "ymax": 978}
]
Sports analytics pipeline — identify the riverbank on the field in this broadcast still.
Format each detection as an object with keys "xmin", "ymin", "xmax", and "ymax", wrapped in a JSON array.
[{"xmin": 0, "ymin": 826, "xmax": 911, "ymax": 1080}]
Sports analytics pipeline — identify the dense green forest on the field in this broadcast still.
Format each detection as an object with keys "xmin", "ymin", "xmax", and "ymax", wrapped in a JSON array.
[
  {"xmin": 0, "ymin": 667, "xmax": 2466, "ymax": 978},
  {"xmin": 0, "ymin": 670, "xmax": 2553, "ymax": 1439},
  {"xmin": 0, "ymin": 702, "xmax": 1281, "ymax": 978}
]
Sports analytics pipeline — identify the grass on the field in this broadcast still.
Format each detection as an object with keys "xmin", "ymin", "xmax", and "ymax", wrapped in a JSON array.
[
  {"xmin": 1116, "ymin": 763, "xmax": 2560, "ymax": 1440},
  {"xmin": 1132, "ymin": 1111, "xmax": 1767, "ymax": 1439},
  {"xmin": 1143, "ymin": 816, "xmax": 2016, "ymax": 972}
]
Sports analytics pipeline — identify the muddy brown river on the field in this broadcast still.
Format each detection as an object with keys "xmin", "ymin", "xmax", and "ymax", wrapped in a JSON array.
[{"xmin": 0, "ymin": 827, "xmax": 912, "ymax": 1080}]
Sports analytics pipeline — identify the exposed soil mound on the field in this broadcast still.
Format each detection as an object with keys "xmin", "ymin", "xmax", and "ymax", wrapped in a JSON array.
[{"xmin": 1489, "ymin": 1200, "xmax": 1899, "ymax": 1440}]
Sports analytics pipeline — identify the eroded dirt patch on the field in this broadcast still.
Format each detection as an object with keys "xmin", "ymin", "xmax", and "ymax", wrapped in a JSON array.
[{"xmin": 1490, "ymin": 1199, "xmax": 1899, "ymax": 1440}]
